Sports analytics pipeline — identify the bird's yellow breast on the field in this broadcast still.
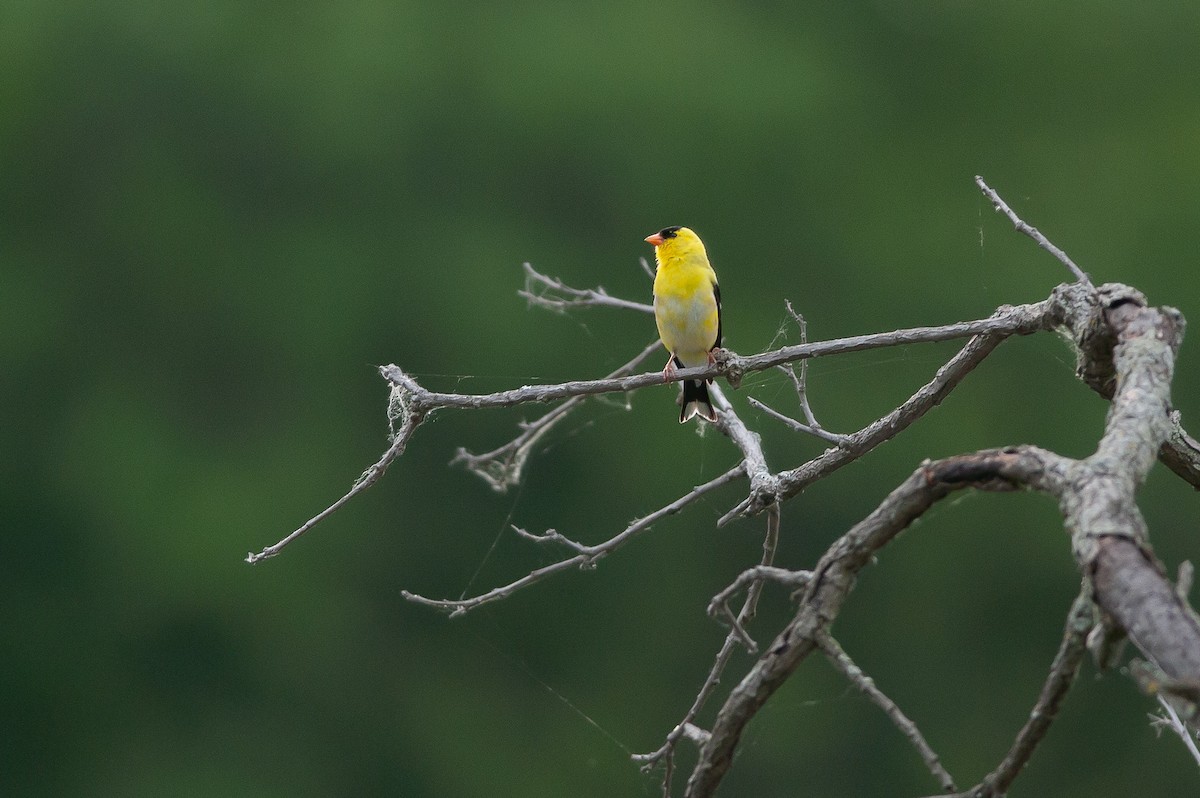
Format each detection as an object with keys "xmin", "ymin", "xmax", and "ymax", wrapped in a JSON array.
[{"xmin": 653, "ymin": 260, "xmax": 719, "ymax": 367}]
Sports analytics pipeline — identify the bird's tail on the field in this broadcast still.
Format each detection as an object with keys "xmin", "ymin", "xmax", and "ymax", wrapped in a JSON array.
[{"xmin": 680, "ymin": 379, "xmax": 717, "ymax": 423}]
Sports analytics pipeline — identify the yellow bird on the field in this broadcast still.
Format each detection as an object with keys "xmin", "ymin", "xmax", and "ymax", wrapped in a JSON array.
[{"xmin": 645, "ymin": 226, "xmax": 722, "ymax": 423}]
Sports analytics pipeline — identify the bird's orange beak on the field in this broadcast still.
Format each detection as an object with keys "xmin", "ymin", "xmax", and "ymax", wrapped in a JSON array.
[{"xmin": 644, "ymin": 233, "xmax": 665, "ymax": 246}]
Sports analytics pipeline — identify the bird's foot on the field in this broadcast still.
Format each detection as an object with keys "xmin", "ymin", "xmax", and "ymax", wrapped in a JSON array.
[{"xmin": 662, "ymin": 359, "xmax": 678, "ymax": 383}]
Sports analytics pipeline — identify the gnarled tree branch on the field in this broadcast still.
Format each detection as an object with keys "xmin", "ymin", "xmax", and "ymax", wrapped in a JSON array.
[{"xmin": 254, "ymin": 177, "xmax": 1200, "ymax": 798}]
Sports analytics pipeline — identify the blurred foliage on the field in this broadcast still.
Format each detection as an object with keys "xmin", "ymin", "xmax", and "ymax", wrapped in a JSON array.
[{"xmin": 3, "ymin": 1, "xmax": 1200, "ymax": 795}]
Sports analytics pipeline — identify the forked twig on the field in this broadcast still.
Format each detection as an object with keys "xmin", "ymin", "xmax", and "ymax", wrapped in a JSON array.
[
  {"xmin": 452, "ymin": 337, "xmax": 662, "ymax": 492},
  {"xmin": 401, "ymin": 464, "xmax": 745, "ymax": 616},
  {"xmin": 1153, "ymin": 696, "xmax": 1200, "ymax": 768},
  {"xmin": 519, "ymin": 262, "xmax": 654, "ymax": 314},
  {"xmin": 632, "ymin": 503, "xmax": 783, "ymax": 794},
  {"xmin": 707, "ymin": 565, "xmax": 812, "ymax": 654}
]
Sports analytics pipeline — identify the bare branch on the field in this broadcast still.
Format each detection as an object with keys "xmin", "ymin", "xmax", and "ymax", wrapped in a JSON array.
[
  {"xmin": 726, "ymin": 308, "xmax": 1050, "ymax": 385},
  {"xmin": 817, "ymin": 631, "xmax": 957, "ymax": 793},
  {"xmin": 511, "ymin": 526, "xmax": 591, "ymax": 555},
  {"xmin": 678, "ymin": 723, "xmax": 711, "ymax": 748},
  {"xmin": 710, "ymin": 383, "xmax": 773, "ymax": 497},
  {"xmin": 1069, "ymin": 302, "xmax": 1200, "ymax": 685},
  {"xmin": 1160, "ymin": 411, "xmax": 1200, "ymax": 489},
  {"xmin": 930, "ymin": 584, "xmax": 1094, "ymax": 798},
  {"xmin": 630, "ymin": 369, "xmax": 789, "ymax": 795},
  {"xmin": 685, "ymin": 447, "xmax": 1071, "ymax": 797},
  {"xmin": 250, "ymin": 297, "xmax": 1051, "ymax": 564},
  {"xmin": 688, "ymin": 284, "xmax": 1200, "ymax": 795},
  {"xmin": 1053, "ymin": 286, "xmax": 1199, "ymax": 489},
  {"xmin": 519, "ymin": 262, "xmax": 654, "ymax": 314},
  {"xmin": 246, "ymin": 398, "xmax": 426, "ymax": 564},
  {"xmin": 451, "ymin": 337, "xmax": 662, "ymax": 492},
  {"xmin": 707, "ymin": 565, "xmax": 812, "ymax": 654},
  {"xmin": 639, "ymin": 255, "xmax": 656, "ymax": 280},
  {"xmin": 783, "ymin": 299, "xmax": 805, "ymax": 330},
  {"xmin": 256, "ymin": 176, "xmax": 1200, "ymax": 798},
  {"xmin": 380, "ymin": 313, "xmax": 1046, "ymax": 416},
  {"xmin": 747, "ymin": 395, "xmax": 848, "ymax": 445},
  {"xmin": 783, "ymin": 300, "xmax": 832, "ymax": 433},
  {"xmin": 400, "ymin": 464, "xmax": 745, "ymax": 616},
  {"xmin": 975, "ymin": 176, "xmax": 1092, "ymax": 287},
  {"xmin": 724, "ymin": 307, "xmax": 1051, "ymax": 523},
  {"xmin": 1154, "ymin": 696, "xmax": 1200, "ymax": 768},
  {"xmin": 634, "ymin": 503, "xmax": 783, "ymax": 792}
]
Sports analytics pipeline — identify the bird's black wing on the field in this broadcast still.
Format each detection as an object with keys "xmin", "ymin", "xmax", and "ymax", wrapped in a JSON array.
[{"xmin": 712, "ymin": 281, "xmax": 723, "ymax": 350}]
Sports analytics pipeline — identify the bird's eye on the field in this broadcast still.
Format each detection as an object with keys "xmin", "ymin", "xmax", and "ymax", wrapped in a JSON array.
[{"xmin": 659, "ymin": 226, "xmax": 681, "ymax": 239}]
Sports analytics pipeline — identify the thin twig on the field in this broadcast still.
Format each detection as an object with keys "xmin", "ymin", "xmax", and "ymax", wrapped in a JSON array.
[
  {"xmin": 639, "ymin": 256, "xmax": 656, "ymax": 281},
  {"xmin": 707, "ymin": 566, "xmax": 812, "ymax": 654},
  {"xmin": 679, "ymin": 723, "xmax": 711, "ymax": 748},
  {"xmin": 747, "ymin": 395, "xmax": 847, "ymax": 445},
  {"xmin": 784, "ymin": 300, "xmax": 827, "ymax": 431},
  {"xmin": 400, "ymin": 464, "xmax": 745, "ymax": 616},
  {"xmin": 1130, "ymin": 657, "xmax": 1200, "ymax": 762},
  {"xmin": 817, "ymin": 630, "xmax": 956, "ymax": 792},
  {"xmin": 751, "ymin": 305, "xmax": 848, "ymax": 444},
  {"xmin": 1179, "ymin": 561, "xmax": 1195, "ymax": 604},
  {"xmin": 511, "ymin": 526, "xmax": 592, "ymax": 555},
  {"xmin": 634, "ymin": 503, "xmax": 783, "ymax": 791},
  {"xmin": 519, "ymin": 262, "xmax": 654, "ymax": 314},
  {"xmin": 1154, "ymin": 696, "xmax": 1200, "ymax": 768},
  {"xmin": 452, "ymin": 337, "xmax": 662, "ymax": 492},
  {"xmin": 246, "ymin": 401, "xmax": 426, "ymax": 564},
  {"xmin": 250, "ymin": 298, "xmax": 1051, "ymax": 563},
  {"xmin": 974, "ymin": 176, "xmax": 1093, "ymax": 287}
]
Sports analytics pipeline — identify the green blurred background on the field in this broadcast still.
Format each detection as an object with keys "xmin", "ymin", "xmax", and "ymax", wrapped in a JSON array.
[{"xmin": 4, "ymin": 1, "xmax": 1200, "ymax": 795}]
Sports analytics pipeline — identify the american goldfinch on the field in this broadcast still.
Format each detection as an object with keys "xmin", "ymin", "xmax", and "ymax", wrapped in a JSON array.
[{"xmin": 645, "ymin": 226, "xmax": 722, "ymax": 423}]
